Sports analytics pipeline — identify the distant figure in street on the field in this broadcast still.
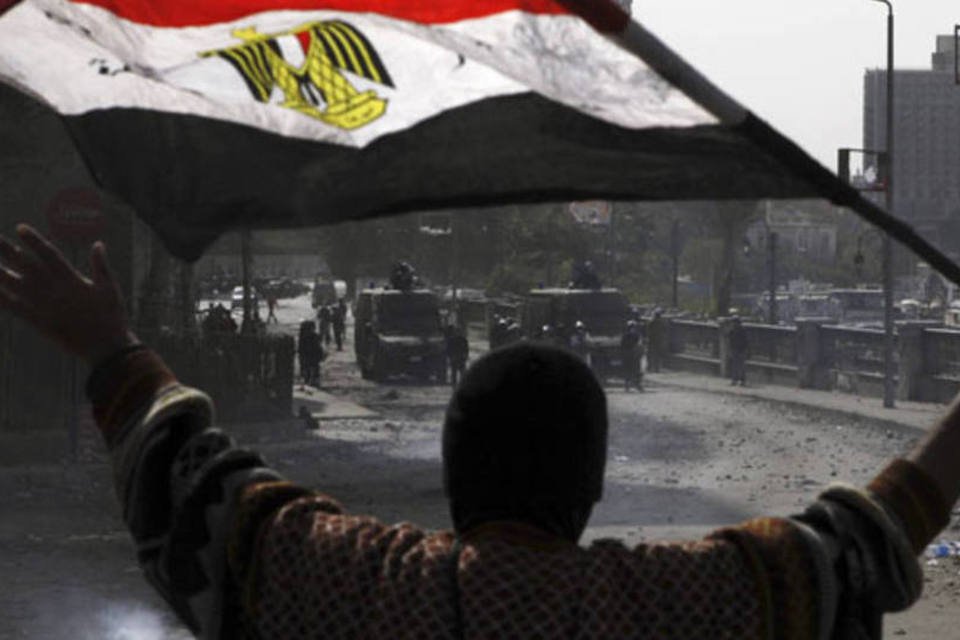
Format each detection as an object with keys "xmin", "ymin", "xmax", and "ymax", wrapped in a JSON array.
[
  {"xmin": 243, "ymin": 308, "xmax": 266, "ymax": 336},
  {"xmin": 620, "ymin": 320, "xmax": 643, "ymax": 391},
  {"xmin": 200, "ymin": 303, "xmax": 218, "ymax": 338},
  {"xmin": 729, "ymin": 315, "xmax": 748, "ymax": 386},
  {"xmin": 298, "ymin": 405, "xmax": 320, "ymax": 430},
  {"xmin": 571, "ymin": 260, "xmax": 602, "ymax": 290},
  {"xmin": 318, "ymin": 305, "xmax": 333, "ymax": 347},
  {"xmin": 298, "ymin": 320, "xmax": 324, "ymax": 387},
  {"xmin": 569, "ymin": 320, "xmax": 589, "ymax": 363},
  {"xmin": 536, "ymin": 323, "xmax": 553, "ymax": 343},
  {"xmin": 389, "ymin": 261, "xmax": 417, "ymax": 291},
  {"xmin": 646, "ymin": 308, "xmax": 665, "ymax": 373},
  {"xmin": 489, "ymin": 314, "xmax": 508, "ymax": 351},
  {"xmin": 503, "ymin": 318, "xmax": 523, "ymax": 346},
  {"xmin": 202, "ymin": 302, "xmax": 237, "ymax": 338},
  {"xmin": 266, "ymin": 293, "xmax": 278, "ymax": 324},
  {"xmin": 445, "ymin": 324, "xmax": 469, "ymax": 387},
  {"xmin": 332, "ymin": 302, "xmax": 346, "ymax": 351}
]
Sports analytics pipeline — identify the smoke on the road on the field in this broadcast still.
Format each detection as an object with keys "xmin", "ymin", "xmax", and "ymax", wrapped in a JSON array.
[
  {"xmin": 33, "ymin": 589, "xmax": 187, "ymax": 640},
  {"xmin": 95, "ymin": 600, "xmax": 170, "ymax": 640}
]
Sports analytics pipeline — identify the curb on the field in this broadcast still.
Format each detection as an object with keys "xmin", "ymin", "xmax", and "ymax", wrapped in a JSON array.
[{"xmin": 645, "ymin": 375, "xmax": 935, "ymax": 436}]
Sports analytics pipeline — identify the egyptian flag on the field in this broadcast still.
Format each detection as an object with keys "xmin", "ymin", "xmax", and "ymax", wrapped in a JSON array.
[{"xmin": 0, "ymin": 0, "xmax": 956, "ymax": 280}]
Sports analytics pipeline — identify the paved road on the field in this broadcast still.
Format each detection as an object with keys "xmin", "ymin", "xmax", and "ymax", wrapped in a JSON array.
[{"xmin": 0, "ymin": 290, "xmax": 954, "ymax": 638}]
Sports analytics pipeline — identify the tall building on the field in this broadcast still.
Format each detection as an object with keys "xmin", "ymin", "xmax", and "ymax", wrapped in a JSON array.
[{"xmin": 863, "ymin": 34, "xmax": 960, "ymax": 261}]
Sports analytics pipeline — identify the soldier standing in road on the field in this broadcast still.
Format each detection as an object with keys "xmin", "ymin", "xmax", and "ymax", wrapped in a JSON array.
[
  {"xmin": 201, "ymin": 303, "xmax": 218, "ymax": 338},
  {"xmin": 729, "ymin": 315, "xmax": 748, "ymax": 386},
  {"xmin": 570, "ymin": 320, "xmax": 589, "ymax": 362},
  {"xmin": 621, "ymin": 320, "xmax": 643, "ymax": 391},
  {"xmin": 266, "ymin": 293, "xmax": 279, "ymax": 324},
  {"xmin": 445, "ymin": 324, "xmax": 469, "ymax": 387},
  {"xmin": 488, "ymin": 314, "xmax": 506, "ymax": 351},
  {"xmin": 332, "ymin": 303, "xmax": 345, "ymax": 351},
  {"xmin": 317, "ymin": 304, "xmax": 332, "ymax": 347},
  {"xmin": 504, "ymin": 318, "xmax": 523, "ymax": 345},
  {"xmin": 298, "ymin": 320, "xmax": 324, "ymax": 387},
  {"xmin": 646, "ymin": 308, "xmax": 665, "ymax": 372}
]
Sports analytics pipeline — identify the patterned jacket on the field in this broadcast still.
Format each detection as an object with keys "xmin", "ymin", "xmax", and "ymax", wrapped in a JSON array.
[{"xmin": 87, "ymin": 347, "xmax": 948, "ymax": 639}]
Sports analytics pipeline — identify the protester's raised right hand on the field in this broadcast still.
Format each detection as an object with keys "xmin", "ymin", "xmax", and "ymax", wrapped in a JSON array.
[{"xmin": 0, "ymin": 224, "xmax": 137, "ymax": 364}]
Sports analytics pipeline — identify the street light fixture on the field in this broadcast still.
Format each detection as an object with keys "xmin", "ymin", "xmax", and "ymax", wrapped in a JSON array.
[
  {"xmin": 868, "ymin": 0, "xmax": 897, "ymax": 409},
  {"xmin": 955, "ymin": 24, "xmax": 959, "ymax": 85}
]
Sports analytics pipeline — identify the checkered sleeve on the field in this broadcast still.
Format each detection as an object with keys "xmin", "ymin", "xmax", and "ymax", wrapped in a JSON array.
[{"xmin": 85, "ymin": 347, "xmax": 301, "ymax": 639}]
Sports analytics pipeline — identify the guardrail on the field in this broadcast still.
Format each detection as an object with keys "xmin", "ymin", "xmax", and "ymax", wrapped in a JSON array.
[
  {"xmin": 660, "ymin": 317, "xmax": 960, "ymax": 403},
  {"xmin": 819, "ymin": 325, "xmax": 893, "ymax": 397}
]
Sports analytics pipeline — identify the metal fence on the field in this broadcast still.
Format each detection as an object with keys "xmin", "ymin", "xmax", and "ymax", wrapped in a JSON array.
[
  {"xmin": 145, "ymin": 331, "xmax": 295, "ymax": 423},
  {"xmin": 0, "ymin": 315, "xmax": 73, "ymax": 433}
]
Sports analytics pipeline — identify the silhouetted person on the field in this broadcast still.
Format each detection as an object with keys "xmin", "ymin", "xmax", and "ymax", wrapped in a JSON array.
[
  {"xmin": 445, "ymin": 324, "xmax": 469, "ymax": 387},
  {"xmin": 332, "ymin": 303, "xmax": 345, "ymax": 351},
  {"xmin": 569, "ymin": 320, "xmax": 589, "ymax": 362},
  {"xmin": 266, "ymin": 293, "xmax": 278, "ymax": 324},
  {"xmin": 298, "ymin": 320, "xmax": 323, "ymax": 387},
  {"xmin": 318, "ymin": 305, "xmax": 333, "ymax": 346}
]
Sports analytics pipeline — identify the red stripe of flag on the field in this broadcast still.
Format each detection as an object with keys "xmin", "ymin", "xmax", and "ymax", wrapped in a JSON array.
[
  {"xmin": 71, "ymin": 0, "xmax": 567, "ymax": 27},
  {"xmin": 68, "ymin": 0, "xmax": 629, "ymax": 32},
  {"xmin": 0, "ymin": 0, "xmax": 22, "ymax": 17}
]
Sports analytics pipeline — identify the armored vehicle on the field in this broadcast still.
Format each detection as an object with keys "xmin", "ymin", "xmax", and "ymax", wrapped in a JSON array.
[
  {"xmin": 353, "ymin": 288, "xmax": 446, "ymax": 382},
  {"xmin": 520, "ymin": 287, "xmax": 630, "ymax": 380},
  {"xmin": 312, "ymin": 279, "xmax": 338, "ymax": 309}
]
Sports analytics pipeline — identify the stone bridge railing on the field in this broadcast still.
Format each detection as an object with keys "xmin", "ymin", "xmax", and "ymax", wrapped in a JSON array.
[{"xmin": 662, "ymin": 318, "xmax": 958, "ymax": 403}]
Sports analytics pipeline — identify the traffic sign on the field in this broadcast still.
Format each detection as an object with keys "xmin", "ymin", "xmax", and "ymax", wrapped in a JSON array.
[
  {"xmin": 45, "ymin": 187, "xmax": 107, "ymax": 243},
  {"xmin": 569, "ymin": 201, "xmax": 611, "ymax": 226}
]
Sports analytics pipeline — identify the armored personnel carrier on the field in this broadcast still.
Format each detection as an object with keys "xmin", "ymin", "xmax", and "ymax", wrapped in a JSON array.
[
  {"xmin": 520, "ymin": 287, "xmax": 630, "ymax": 380},
  {"xmin": 353, "ymin": 288, "xmax": 446, "ymax": 382}
]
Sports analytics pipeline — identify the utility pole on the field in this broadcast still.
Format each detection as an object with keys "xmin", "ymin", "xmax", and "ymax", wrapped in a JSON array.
[
  {"xmin": 768, "ymin": 230, "xmax": 778, "ymax": 325},
  {"xmin": 607, "ymin": 208, "xmax": 615, "ymax": 283},
  {"xmin": 872, "ymin": 0, "xmax": 896, "ymax": 408},
  {"xmin": 241, "ymin": 228, "xmax": 254, "ymax": 334},
  {"xmin": 670, "ymin": 219, "xmax": 680, "ymax": 309}
]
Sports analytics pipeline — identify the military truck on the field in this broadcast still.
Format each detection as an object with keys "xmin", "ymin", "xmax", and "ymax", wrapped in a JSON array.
[
  {"xmin": 353, "ymin": 288, "xmax": 447, "ymax": 382},
  {"xmin": 520, "ymin": 288, "xmax": 630, "ymax": 380},
  {"xmin": 312, "ymin": 278, "xmax": 338, "ymax": 309}
]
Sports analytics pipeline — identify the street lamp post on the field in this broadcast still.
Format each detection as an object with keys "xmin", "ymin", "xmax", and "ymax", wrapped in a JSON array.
[
  {"xmin": 670, "ymin": 219, "xmax": 680, "ymax": 308},
  {"xmin": 871, "ymin": 0, "xmax": 896, "ymax": 409},
  {"xmin": 240, "ymin": 228, "xmax": 254, "ymax": 334},
  {"xmin": 768, "ymin": 230, "xmax": 778, "ymax": 325}
]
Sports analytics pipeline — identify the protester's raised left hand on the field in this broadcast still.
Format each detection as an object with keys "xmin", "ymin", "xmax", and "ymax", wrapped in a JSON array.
[{"xmin": 0, "ymin": 224, "xmax": 136, "ymax": 364}]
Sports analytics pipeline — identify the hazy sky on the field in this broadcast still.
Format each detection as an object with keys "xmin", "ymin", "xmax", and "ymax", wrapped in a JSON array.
[{"xmin": 635, "ymin": 0, "xmax": 957, "ymax": 169}]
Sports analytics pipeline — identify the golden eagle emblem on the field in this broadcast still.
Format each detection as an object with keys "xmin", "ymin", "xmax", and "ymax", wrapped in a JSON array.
[{"xmin": 201, "ymin": 20, "xmax": 394, "ymax": 130}]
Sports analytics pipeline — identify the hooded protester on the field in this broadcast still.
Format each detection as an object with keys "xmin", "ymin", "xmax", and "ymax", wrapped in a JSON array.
[
  {"xmin": 444, "ymin": 344, "xmax": 606, "ymax": 540},
  {"xmin": 0, "ymin": 224, "xmax": 955, "ymax": 639}
]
